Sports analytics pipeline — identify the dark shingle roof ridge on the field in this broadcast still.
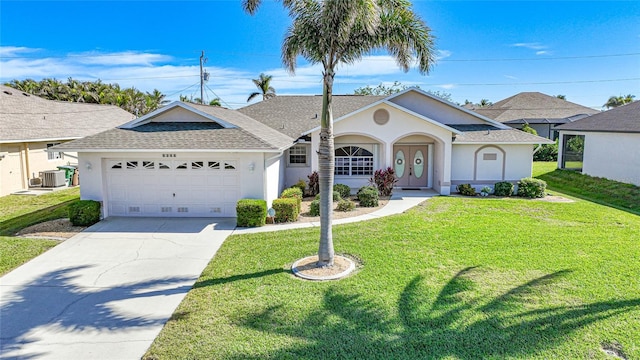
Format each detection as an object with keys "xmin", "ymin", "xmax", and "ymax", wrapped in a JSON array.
[{"xmin": 556, "ymin": 100, "xmax": 640, "ymax": 132}]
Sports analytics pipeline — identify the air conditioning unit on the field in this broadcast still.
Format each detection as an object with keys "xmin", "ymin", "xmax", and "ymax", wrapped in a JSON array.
[{"xmin": 41, "ymin": 170, "xmax": 66, "ymax": 187}]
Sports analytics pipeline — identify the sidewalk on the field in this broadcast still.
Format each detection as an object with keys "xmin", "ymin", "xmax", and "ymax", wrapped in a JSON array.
[{"xmin": 233, "ymin": 189, "xmax": 437, "ymax": 234}]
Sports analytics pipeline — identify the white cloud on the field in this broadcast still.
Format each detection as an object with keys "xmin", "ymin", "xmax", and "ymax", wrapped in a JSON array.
[
  {"xmin": 535, "ymin": 50, "xmax": 552, "ymax": 56},
  {"xmin": 71, "ymin": 51, "xmax": 173, "ymax": 66},
  {"xmin": 437, "ymin": 83, "xmax": 456, "ymax": 90},
  {"xmin": 504, "ymin": 75, "xmax": 518, "ymax": 80},
  {"xmin": 0, "ymin": 46, "xmax": 41, "ymax": 57},
  {"xmin": 511, "ymin": 42, "xmax": 547, "ymax": 50},
  {"xmin": 436, "ymin": 50, "xmax": 452, "ymax": 60}
]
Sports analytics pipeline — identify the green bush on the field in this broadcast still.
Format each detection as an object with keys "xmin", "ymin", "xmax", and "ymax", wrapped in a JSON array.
[
  {"xmin": 309, "ymin": 199, "xmax": 320, "ymax": 216},
  {"xmin": 68, "ymin": 200, "xmax": 101, "ymax": 226},
  {"xmin": 272, "ymin": 198, "xmax": 299, "ymax": 223},
  {"xmin": 333, "ymin": 184, "xmax": 351, "ymax": 199},
  {"xmin": 281, "ymin": 187, "xmax": 303, "ymax": 213},
  {"xmin": 293, "ymin": 180, "xmax": 307, "ymax": 195},
  {"xmin": 493, "ymin": 181, "xmax": 514, "ymax": 197},
  {"xmin": 336, "ymin": 199, "xmax": 356, "ymax": 212},
  {"xmin": 236, "ymin": 199, "xmax": 267, "ymax": 227},
  {"xmin": 534, "ymin": 142, "xmax": 559, "ymax": 161},
  {"xmin": 315, "ymin": 191, "xmax": 342, "ymax": 202},
  {"xmin": 517, "ymin": 177, "xmax": 547, "ymax": 198},
  {"xmin": 456, "ymin": 184, "xmax": 476, "ymax": 196},
  {"xmin": 358, "ymin": 187, "xmax": 379, "ymax": 207}
]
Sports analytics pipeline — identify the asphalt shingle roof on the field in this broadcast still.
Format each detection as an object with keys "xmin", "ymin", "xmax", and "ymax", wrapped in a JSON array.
[
  {"xmin": 0, "ymin": 85, "xmax": 135, "ymax": 142},
  {"xmin": 472, "ymin": 92, "xmax": 599, "ymax": 122},
  {"xmin": 555, "ymin": 101, "xmax": 640, "ymax": 133},
  {"xmin": 454, "ymin": 128, "xmax": 554, "ymax": 144},
  {"xmin": 53, "ymin": 102, "xmax": 295, "ymax": 152},
  {"xmin": 238, "ymin": 95, "xmax": 386, "ymax": 138}
]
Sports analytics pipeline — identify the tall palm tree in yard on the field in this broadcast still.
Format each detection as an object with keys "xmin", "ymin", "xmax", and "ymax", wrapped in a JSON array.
[
  {"xmin": 247, "ymin": 73, "xmax": 276, "ymax": 102},
  {"xmin": 243, "ymin": 0, "xmax": 435, "ymax": 266}
]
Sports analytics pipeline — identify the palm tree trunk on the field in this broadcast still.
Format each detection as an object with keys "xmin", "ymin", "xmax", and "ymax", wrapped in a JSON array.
[{"xmin": 317, "ymin": 68, "xmax": 336, "ymax": 266}]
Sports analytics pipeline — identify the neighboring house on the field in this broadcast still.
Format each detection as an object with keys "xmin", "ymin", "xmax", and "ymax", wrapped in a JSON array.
[
  {"xmin": 473, "ymin": 92, "xmax": 599, "ymax": 140},
  {"xmin": 0, "ymin": 85, "xmax": 135, "ymax": 196},
  {"xmin": 555, "ymin": 101, "xmax": 640, "ymax": 186},
  {"xmin": 53, "ymin": 88, "xmax": 552, "ymax": 218}
]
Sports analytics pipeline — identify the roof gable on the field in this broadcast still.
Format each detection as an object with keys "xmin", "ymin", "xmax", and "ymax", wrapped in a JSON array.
[
  {"xmin": 556, "ymin": 101, "xmax": 640, "ymax": 133},
  {"xmin": 121, "ymin": 101, "xmax": 237, "ymax": 129}
]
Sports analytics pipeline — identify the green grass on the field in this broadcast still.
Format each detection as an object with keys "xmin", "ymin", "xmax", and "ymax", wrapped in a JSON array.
[
  {"xmin": 0, "ymin": 187, "xmax": 80, "ymax": 236},
  {"xmin": 0, "ymin": 236, "xmax": 58, "ymax": 276},
  {"xmin": 144, "ymin": 196, "xmax": 640, "ymax": 359},
  {"xmin": 0, "ymin": 188, "xmax": 80, "ymax": 275},
  {"xmin": 534, "ymin": 162, "xmax": 640, "ymax": 215}
]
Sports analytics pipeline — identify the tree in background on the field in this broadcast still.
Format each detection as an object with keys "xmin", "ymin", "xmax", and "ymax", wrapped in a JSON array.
[
  {"xmin": 353, "ymin": 81, "xmax": 452, "ymax": 102},
  {"xmin": 6, "ymin": 78, "xmax": 168, "ymax": 115},
  {"xmin": 247, "ymin": 73, "xmax": 276, "ymax": 102},
  {"xmin": 556, "ymin": 94, "xmax": 566, "ymax": 100},
  {"xmin": 243, "ymin": 0, "xmax": 435, "ymax": 266},
  {"xmin": 604, "ymin": 94, "xmax": 635, "ymax": 109}
]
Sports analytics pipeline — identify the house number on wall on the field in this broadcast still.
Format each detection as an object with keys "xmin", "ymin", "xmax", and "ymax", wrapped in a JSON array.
[{"xmin": 162, "ymin": 154, "xmax": 177, "ymax": 158}]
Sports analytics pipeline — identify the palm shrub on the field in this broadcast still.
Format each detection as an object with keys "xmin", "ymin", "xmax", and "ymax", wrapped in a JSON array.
[
  {"xmin": 68, "ymin": 200, "xmax": 101, "ymax": 226},
  {"xmin": 316, "ymin": 191, "xmax": 342, "ymax": 202},
  {"xmin": 281, "ymin": 187, "xmax": 303, "ymax": 213},
  {"xmin": 333, "ymin": 184, "xmax": 351, "ymax": 199},
  {"xmin": 370, "ymin": 167, "xmax": 398, "ymax": 196},
  {"xmin": 307, "ymin": 171, "xmax": 319, "ymax": 196},
  {"xmin": 358, "ymin": 186, "xmax": 379, "ymax": 207},
  {"xmin": 517, "ymin": 178, "xmax": 547, "ymax": 198},
  {"xmin": 272, "ymin": 198, "xmax": 299, "ymax": 223},
  {"xmin": 236, "ymin": 199, "xmax": 267, "ymax": 227},
  {"xmin": 493, "ymin": 181, "xmax": 514, "ymax": 197},
  {"xmin": 336, "ymin": 199, "xmax": 356, "ymax": 212}
]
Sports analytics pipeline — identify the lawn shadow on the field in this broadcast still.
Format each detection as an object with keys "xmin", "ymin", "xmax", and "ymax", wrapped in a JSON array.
[
  {"xmin": 0, "ymin": 200, "xmax": 76, "ymax": 236},
  {"xmin": 193, "ymin": 268, "xmax": 287, "ymax": 288},
  {"xmin": 235, "ymin": 266, "xmax": 639, "ymax": 359},
  {"xmin": 0, "ymin": 266, "xmax": 194, "ymax": 359}
]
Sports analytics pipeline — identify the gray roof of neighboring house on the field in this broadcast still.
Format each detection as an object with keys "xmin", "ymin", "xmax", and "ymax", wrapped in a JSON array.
[
  {"xmin": 454, "ymin": 128, "xmax": 554, "ymax": 144},
  {"xmin": 555, "ymin": 101, "xmax": 640, "ymax": 133},
  {"xmin": 238, "ymin": 95, "xmax": 386, "ymax": 138},
  {"xmin": 472, "ymin": 92, "xmax": 599, "ymax": 122},
  {"xmin": 53, "ymin": 102, "xmax": 295, "ymax": 152},
  {"xmin": 0, "ymin": 85, "xmax": 135, "ymax": 143}
]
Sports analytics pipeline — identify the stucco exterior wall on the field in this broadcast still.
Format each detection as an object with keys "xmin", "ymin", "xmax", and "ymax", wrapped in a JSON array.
[
  {"xmin": 78, "ymin": 151, "xmax": 267, "ymax": 217},
  {"xmin": 581, "ymin": 132, "xmax": 639, "ymax": 186},
  {"xmin": 451, "ymin": 144, "xmax": 534, "ymax": 192},
  {"xmin": 388, "ymin": 91, "xmax": 493, "ymax": 126},
  {"xmin": 0, "ymin": 141, "xmax": 76, "ymax": 196}
]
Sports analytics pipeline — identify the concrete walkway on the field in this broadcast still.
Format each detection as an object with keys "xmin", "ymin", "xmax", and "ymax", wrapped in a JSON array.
[
  {"xmin": 0, "ymin": 218, "xmax": 235, "ymax": 360},
  {"xmin": 234, "ymin": 189, "xmax": 437, "ymax": 234},
  {"xmin": 0, "ymin": 189, "xmax": 435, "ymax": 359}
]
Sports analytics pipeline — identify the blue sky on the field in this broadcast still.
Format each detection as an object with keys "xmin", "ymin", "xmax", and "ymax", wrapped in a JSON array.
[{"xmin": 1, "ymin": 1, "xmax": 639, "ymax": 109}]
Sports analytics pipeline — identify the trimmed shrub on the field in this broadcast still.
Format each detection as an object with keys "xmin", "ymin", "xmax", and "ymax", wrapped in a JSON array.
[
  {"xmin": 309, "ymin": 199, "xmax": 320, "ymax": 216},
  {"xmin": 336, "ymin": 199, "xmax": 356, "ymax": 212},
  {"xmin": 281, "ymin": 187, "xmax": 303, "ymax": 213},
  {"xmin": 315, "ymin": 191, "xmax": 342, "ymax": 202},
  {"xmin": 272, "ymin": 198, "xmax": 299, "ymax": 223},
  {"xmin": 68, "ymin": 200, "xmax": 101, "ymax": 226},
  {"xmin": 358, "ymin": 186, "xmax": 379, "ymax": 207},
  {"xmin": 293, "ymin": 179, "xmax": 307, "ymax": 195},
  {"xmin": 493, "ymin": 181, "xmax": 514, "ymax": 197},
  {"xmin": 370, "ymin": 167, "xmax": 398, "ymax": 196},
  {"xmin": 333, "ymin": 184, "xmax": 351, "ymax": 199},
  {"xmin": 456, "ymin": 184, "xmax": 476, "ymax": 196},
  {"xmin": 517, "ymin": 177, "xmax": 547, "ymax": 198},
  {"xmin": 236, "ymin": 199, "xmax": 267, "ymax": 227},
  {"xmin": 307, "ymin": 171, "xmax": 319, "ymax": 196}
]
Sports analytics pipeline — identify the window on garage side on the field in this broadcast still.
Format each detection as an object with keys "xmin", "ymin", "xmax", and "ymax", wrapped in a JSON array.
[
  {"xmin": 288, "ymin": 144, "xmax": 309, "ymax": 167},
  {"xmin": 47, "ymin": 143, "xmax": 64, "ymax": 160},
  {"xmin": 335, "ymin": 146, "xmax": 373, "ymax": 176}
]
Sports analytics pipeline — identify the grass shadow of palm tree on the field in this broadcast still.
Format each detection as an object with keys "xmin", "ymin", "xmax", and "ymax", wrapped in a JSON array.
[{"xmin": 236, "ymin": 266, "xmax": 639, "ymax": 359}]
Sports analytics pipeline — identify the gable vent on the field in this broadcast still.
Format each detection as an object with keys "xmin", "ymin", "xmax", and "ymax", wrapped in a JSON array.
[
  {"xmin": 177, "ymin": 207, "xmax": 189, "ymax": 213},
  {"xmin": 161, "ymin": 207, "xmax": 172, "ymax": 213},
  {"xmin": 129, "ymin": 206, "xmax": 141, "ymax": 213}
]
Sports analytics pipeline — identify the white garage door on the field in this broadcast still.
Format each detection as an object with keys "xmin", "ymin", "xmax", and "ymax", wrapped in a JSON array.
[{"xmin": 106, "ymin": 159, "xmax": 240, "ymax": 217}]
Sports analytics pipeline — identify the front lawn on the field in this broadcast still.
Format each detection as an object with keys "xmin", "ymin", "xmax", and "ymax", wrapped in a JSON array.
[
  {"xmin": 534, "ymin": 161, "xmax": 640, "ymax": 215},
  {"xmin": 0, "ymin": 236, "xmax": 59, "ymax": 276},
  {"xmin": 145, "ymin": 196, "xmax": 639, "ymax": 359}
]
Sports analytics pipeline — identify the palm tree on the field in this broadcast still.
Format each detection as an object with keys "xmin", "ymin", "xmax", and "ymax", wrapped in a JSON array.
[
  {"xmin": 243, "ymin": 0, "xmax": 435, "ymax": 266},
  {"xmin": 247, "ymin": 73, "xmax": 276, "ymax": 102},
  {"xmin": 479, "ymin": 99, "xmax": 492, "ymax": 107},
  {"xmin": 604, "ymin": 94, "xmax": 635, "ymax": 109}
]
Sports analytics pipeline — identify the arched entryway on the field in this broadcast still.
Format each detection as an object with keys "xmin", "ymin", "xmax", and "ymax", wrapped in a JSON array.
[{"xmin": 393, "ymin": 134, "xmax": 440, "ymax": 188}]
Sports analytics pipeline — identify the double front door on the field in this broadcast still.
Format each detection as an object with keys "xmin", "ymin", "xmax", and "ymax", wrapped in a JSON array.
[{"xmin": 394, "ymin": 145, "xmax": 428, "ymax": 187}]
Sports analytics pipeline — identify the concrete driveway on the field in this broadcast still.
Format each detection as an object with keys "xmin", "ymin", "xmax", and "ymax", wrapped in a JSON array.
[{"xmin": 0, "ymin": 217, "xmax": 235, "ymax": 360}]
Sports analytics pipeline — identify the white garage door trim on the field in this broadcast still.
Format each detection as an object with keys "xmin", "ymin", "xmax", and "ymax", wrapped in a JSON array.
[{"xmin": 106, "ymin": 158, "xmax": 240, "ymax": 217}]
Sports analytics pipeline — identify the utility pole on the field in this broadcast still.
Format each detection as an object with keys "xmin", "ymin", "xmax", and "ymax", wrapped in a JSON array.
[{"xmin": 199, "ymin": 51, "xmax": 206, "ymax": 104}]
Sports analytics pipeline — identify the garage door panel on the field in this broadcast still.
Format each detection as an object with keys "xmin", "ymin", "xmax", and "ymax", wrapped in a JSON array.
[{"xmin": 106, "ymin": 158, "xmax": 241, "ymax": 218}]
